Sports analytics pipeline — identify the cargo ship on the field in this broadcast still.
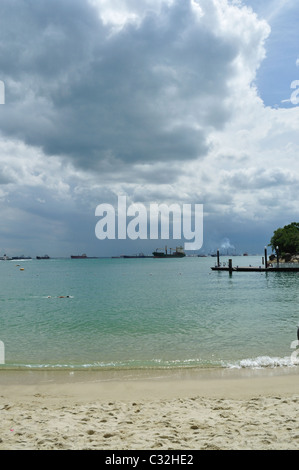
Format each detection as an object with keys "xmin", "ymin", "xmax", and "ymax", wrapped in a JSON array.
[
  {"xmin": 71, "ymin": 254, "xmax": 98, "ymax": 259},
  {"xmin": 152, "ymin": 246, "xmax": 185, "ymax": 258},
  {"xmin": 121, "ymin": 253, "xmax": 152, "ymax": 258}
]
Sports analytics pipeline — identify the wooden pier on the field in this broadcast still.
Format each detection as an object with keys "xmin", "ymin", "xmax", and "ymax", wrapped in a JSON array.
[
  {"xmin": 211, "ymin": 248, "xmax": 299, "ymax": 273},
  {"xmin": 211, "ymin": 265, "xmax": 299, "ymax": 272}
]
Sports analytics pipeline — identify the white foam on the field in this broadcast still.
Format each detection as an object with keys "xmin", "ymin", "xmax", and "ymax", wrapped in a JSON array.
[{"xmin": 225, "ymin": 356, "xmax": 298, "ymax": 369}]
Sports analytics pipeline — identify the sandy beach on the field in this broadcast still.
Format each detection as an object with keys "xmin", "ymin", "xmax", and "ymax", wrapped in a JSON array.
[{"xmin": 0, "ymin": 367, "xmax": 298, "ymax": 450}]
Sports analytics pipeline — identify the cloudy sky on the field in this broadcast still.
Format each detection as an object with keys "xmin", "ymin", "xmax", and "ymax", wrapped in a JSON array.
[{"xmin": 0, "ymin": 0, "xmax": 299, "ymax": 257}]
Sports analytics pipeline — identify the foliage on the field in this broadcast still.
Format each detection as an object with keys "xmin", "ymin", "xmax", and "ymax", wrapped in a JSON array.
[{"xmin": 269, "ymin": 222, "xmax": 299, "ymax": 255}]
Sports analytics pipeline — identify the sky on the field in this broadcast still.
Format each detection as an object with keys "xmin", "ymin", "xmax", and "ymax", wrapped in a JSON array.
[{"xmin": 0, "ymin": 0, "xmax": 299, "ymax": 257}]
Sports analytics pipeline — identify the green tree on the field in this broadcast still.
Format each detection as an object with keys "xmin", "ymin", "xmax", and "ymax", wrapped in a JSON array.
[{"xmin": 269, "ymin": 222, "xmax": 299, "ymax": 255}]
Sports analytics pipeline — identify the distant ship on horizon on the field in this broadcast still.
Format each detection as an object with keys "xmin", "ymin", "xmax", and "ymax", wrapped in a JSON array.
[
  {"xmin": 152, "ymin": 246, "xmax": 186, "ymax": 258},
  {"xmin": 0, "ymin": 254, "xmax": 12, "ymax": 260},
  {"xmin": 0, "ymin": 254, "xmax": 32, "ymax": 260},
  {"xmin": 70, "ymin": 254, "xmax": 98, "ymax": 259},
  {"xmin": 120, "ymin": 253, "xmax": 152, "ymax": 259}
]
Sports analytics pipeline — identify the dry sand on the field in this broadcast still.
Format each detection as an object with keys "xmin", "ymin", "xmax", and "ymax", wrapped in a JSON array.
[{"xmin": 0, "ymin": 367, "xmax": 299, "ymax": 450}]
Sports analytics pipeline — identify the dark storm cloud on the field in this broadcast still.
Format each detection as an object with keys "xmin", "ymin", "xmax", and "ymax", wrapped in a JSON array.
[{"xmin": 0, "ymin": 0, "xmax": 238, "ymax": 174}]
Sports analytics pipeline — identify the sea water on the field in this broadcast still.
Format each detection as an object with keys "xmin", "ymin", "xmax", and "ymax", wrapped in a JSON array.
[{"xmin": 0, "ymin": 256, "xmax": 298, "ymax": 370}]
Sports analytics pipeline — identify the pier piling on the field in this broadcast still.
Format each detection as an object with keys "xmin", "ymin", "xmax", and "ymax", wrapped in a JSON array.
[{"xmin": 276, "ymin": 246, "xmax": 279, "ymax": 268}]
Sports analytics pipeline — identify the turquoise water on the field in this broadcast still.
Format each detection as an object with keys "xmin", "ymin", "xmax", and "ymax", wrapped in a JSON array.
[{"xmin": 0, "ymin": 256, "xmax": 298, "ymax": 370}]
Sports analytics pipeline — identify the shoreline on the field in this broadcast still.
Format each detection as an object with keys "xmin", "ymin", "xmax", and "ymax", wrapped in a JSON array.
[{"xmin": 1, "ymin": 367, "xmax": 299, "ymax": 450}]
